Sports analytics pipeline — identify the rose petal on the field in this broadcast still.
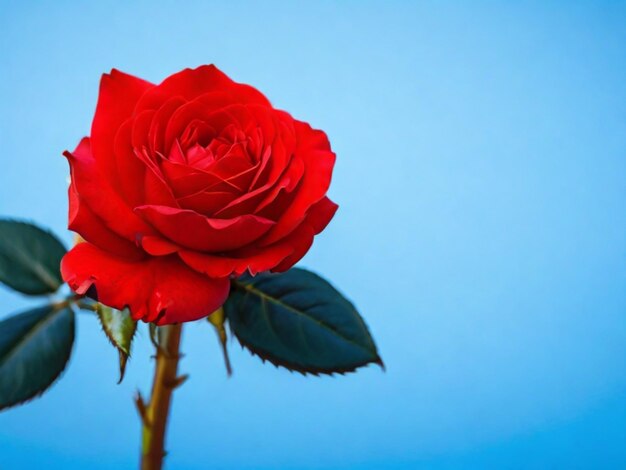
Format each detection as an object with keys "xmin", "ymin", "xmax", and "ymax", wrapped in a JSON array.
[
  {"xmin": 248, "ymin": 109, "xmax": 296, "ymax": 190},
  {"xmin": 264, "ymin": 197, "xmax": 338, "ymax": 271},
  {"xmin": 178, "ymin": 220, "xmax": 316, "ymax": 278},
  {"xmin": 176, "ymin": 191, "xmax": 237, "ymax": 215},
  {"xmin": 214, "ymin": 110, "xmax": 299, "ymax": 218},
  {"xmin": 159, "ymin": 158, "xmax": 240, "ymax": 197},
  {"xmin": 215, "ymin": 155, "xmax": 304, "ymax": 219},
  {"xmin": 148, "ymin": 96, "xmax": 187, "ymax": 154},
  {"xmin": 91, "ymin": 69, "xmax": 153, "ymax": 187},
  {"xmin": 113, "ymin": 119, "xmax": 147, "ymax": 206},
  {"xmin": 135, "ymin": 65, "xmax": 271, "ymax": 113},
  {"xmin": 63, "ymin": 137, "xmax": 155, "ymax": 242},
  {"xmin": 164, "ymin": 102, "xmax": 254, "ymax": 154},
  {"xmin": 271, "ymin": 225, "xmax": 316, "ymax": 272},
  {"xmin": 304, "ymin": 196, "xmax": 338, "ymax": 234},
  {"xmin": 68, "ymin": 179, "xmax": 145, "ymax": 260},
  {"xmin": 139, "ymin": 235, "xmax": 181, "ymax": 256},
  {"xmin": 259, "ymin": 120, "xmax": 336, "ymax": 245},
  {"xmin": 62, "ymin": 242, "xmax": 230, "ymax": 325},
  {"xmin": 179, "ymin": 237, "xmax": 293, "ymax": 277},
  {"xmin": 135, "ymin": 205, "xmax": 275, "ymax": 251}
]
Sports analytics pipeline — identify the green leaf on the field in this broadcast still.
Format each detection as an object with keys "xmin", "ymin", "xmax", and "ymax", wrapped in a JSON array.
[
  {"xmin": 0, "ymin": 303, "xmax": 76, "ymax": 411},
  {"xmin": 0, "ymin": 220, "xmax": 67, "ymax": 295},
  {"xmin": 96, "ymin": 305, "xmax": 137, "ymax": 383},
  {"xmin": 225, "ymin": 268, "xmax": 382, "ymax": 375}
]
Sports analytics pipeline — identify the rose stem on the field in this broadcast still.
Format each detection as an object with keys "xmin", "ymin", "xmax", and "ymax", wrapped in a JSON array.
[{"xmin": 136, "ymin": 323, "xmax": 186, "ymax": 470}]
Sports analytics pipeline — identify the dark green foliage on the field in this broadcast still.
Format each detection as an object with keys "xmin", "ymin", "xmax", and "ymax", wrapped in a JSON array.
[
  {"xmin": 225, "ymin": 268, "xmax": 382, "ymax": 375},
  {"xmin": 0, "ymin": 304, "xmax": 75, "ymax": 411},
  {"xmin": 0, "ymin": 220, "xmax": 66, "ymax": 295},
  {"xmin": 96, "ymin": 305, "xmax": 136, "ymax": 383}
]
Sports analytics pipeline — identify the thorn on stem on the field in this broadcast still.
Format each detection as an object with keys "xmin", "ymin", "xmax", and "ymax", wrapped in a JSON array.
[
  {"xmin": 134, "ymin": 391, "xmax": 150, "ymax": 426},
  {"xmin": 222, "ymin": 339, "xmax": 233, "ymax": 377},
  {"xmin": 165, "ymin": 374, "xmax": 189, "ymax": 389}
]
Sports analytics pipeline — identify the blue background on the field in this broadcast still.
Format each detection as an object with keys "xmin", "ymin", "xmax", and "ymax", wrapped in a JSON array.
[{"xmin": 1, "ymin": 1, "xmax": 625, "ymax": 469}]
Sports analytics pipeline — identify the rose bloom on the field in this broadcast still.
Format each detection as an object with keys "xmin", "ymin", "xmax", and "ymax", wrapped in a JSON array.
[{"xmin": 62, "ymin": 65, "xmax": 337, "ymax": 325}]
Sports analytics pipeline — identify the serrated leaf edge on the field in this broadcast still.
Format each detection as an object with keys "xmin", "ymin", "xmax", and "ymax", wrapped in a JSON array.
[
  {"xmin": 229, "ymin": 320, "xmax": 384, "ymax": 376},
  {"xmin": 95, "ymin": 305, "xmax": 137, "ymax": 383},
  {"xmin": 232, "ymin": 279, "xmax": 381, "ymax": 362}
]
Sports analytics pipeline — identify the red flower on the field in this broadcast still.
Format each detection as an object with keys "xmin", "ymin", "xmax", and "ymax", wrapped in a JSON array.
[{"xmin": 61, "ymin": 65, "xmax": 337, "ymax": 325}]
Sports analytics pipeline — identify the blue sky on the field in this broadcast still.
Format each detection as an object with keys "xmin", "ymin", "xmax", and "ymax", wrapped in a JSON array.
[{"xmin": 0, "ymin": 1, "xmax": 625, "ymax": 469}]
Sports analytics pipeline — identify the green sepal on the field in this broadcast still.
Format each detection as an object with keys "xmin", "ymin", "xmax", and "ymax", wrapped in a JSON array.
[{"xmin": 96, "ymin": 305, "xmax": 137, "ymax": 383}]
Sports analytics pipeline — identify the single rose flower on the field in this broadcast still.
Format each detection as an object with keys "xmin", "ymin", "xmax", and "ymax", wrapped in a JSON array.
[{"xmin": 61, "ymin": 65, "xmax": 337, "ymax": 325}]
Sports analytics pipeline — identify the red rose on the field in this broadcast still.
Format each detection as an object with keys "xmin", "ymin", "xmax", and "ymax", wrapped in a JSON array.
[{"xmin": 61, "ymin": 65, "xmax": 337, "ymax": 325}]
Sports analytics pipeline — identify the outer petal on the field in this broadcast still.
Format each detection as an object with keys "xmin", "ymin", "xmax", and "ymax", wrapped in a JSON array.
[
  {"xmin": 62, "ymin": 243, "xmax": 230, "ymax": 325},
  {"xmin": 174, "ymin": 200, "xmax": 337, "ymax": 278},
  {"xmin": 179, "ymin": 242, "xmax": 294, "ymax": 278},
  {"xmin": 305, "ymin": 196, "xmax": 338, "ymax": 234},
  {"xmin": 68, "ymin": 180, "xmax": 145, "ymax": 260},
  {"xmin": 268, "ymin": 198, "xmax": 338, "ymax": 271},
  {"xmin": 63, "ymin": 138, "xmax": 156, "ymax": 242},
  {"xmin": 271, "ymin": 225, "xmax": 316, "ymax": 272},
  {"xmin": 259, "ymin": 120, "xmax": 336, "ymax": 245},
  {"xmin": 91, "ymin": 69, "xmax": 154, "ymax": 185},
  {"xmin": 139, "ymin": 235, "xmax": 180, "ymax": 256},
  {"xmin": 135, "ymin": 65, "xmax": 271, "ymax": 112},
  {"xmin": 177, "ymin": 220, "xmax": 314, "ymax": 278},
  {"xmin": 135, "ymin": 205, "xmax": 274, "ymax": 252}
]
